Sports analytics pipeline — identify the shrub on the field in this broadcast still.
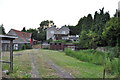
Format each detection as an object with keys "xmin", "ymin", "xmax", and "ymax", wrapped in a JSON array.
[
  {"xmin": 64, "ymin": 48, "xmax": 120, "ymax": 76},
  {"xmin": 64, "ymin": 48, "xmax": 105, "ymax": 65},
  {"xmin": 111, "ymin": 58, "xmax": 120, "ymax": 75},
  {"xmin": 105, "ymin": 58, "xmax": 112, "ymax": 74},
  {"xmin": 22, "ymin": 44, "xmax": 32, "ymax": 50}
]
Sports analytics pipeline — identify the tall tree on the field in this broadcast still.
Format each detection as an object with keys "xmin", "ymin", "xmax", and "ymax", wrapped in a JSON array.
[
  {"xmin": 39, "ymin": 20, "xmax": 54, "ymax": 29},
  {"xmin": 92, "ymin": 8, "xmax": 110, "ymax": 35},
  {"xmin": 79, "ymin": 30, "xmax": 90, "ymax": 48},
  {"xmin": 37, "ymin": 26, "xmax": 46, "ymax": 41},
  {"xmin": 102, "ymin": 17, "xmax": 120, "ymax": 46},
  {"xmin": 0, "ymin": 24, "xmax": 6, "ymax": 34},
  {"xmin": 76, "ymin": 14, "xmax": 93, "ymax": 33},
  {"xmin": 84, "ymin": 14, "xmax": 93, "ymax": 31},
  {"xmin": 79, "ymin": 8, "xmax": 111, "ymax": 48},
  {"xmin": 66, "ymin": 25, "xmax": 79, "ymax": 35},
  {"xmin": 91, "ymin": 8, "xmax": 110, "ymax": 46},
  {"xmin": 21, "ymin": 27, "xmax": 26, "ymax": 32},
  {"xmin": 37, "ymin": 20, "xmax": 55, "ymax": 41},
  {"xmin": 26, "ymin": 28, "xmax": 38, "ymax": 40}
]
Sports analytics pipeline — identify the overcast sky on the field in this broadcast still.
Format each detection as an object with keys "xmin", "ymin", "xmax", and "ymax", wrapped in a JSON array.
[{"xmin": 0, "ymin": 0, "xmax": 119, "ymax": 33}]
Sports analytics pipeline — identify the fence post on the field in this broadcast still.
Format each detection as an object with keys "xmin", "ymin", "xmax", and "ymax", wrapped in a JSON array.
[
  {"xmin": 10, "ymin": 40, "xmax": 13, "ymax": 72},
  {"xmin": 0, "ymin": 38, "xmax": 2, "ymax": 79},
  {"xmin": 103, "ymin": 68, "xmax": 105, "ymax": 80}
]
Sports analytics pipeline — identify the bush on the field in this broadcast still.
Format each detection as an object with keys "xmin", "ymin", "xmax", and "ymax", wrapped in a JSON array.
[
  {"xmin": 64, "ymin": 48, "xmax": 105, "ymax": 65},
  {"xmin": 111, "ymin": 59, "xmax": 120, "ymax": 75},
  {"xmin": 64, "ymin": 48, "xmax": 120, "ymax": 76},
  {"xmin": 105, "ymin": 58, "xmax": 112, "ymax": 74},
  {"xmin": 22, "ymin": 44, "xmax": 32, "ymax": 50},
  {"xmin": 52, "ymin": 40, "xmax": 66, "ymax": 43},
  {"xmin": 106, "ymin": 46, "xmax": 120, "ymax": 58}
]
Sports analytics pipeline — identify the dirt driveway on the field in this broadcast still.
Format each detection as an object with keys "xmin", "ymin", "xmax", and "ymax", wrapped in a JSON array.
[{"xmin": 30, "ymin": 49, "xmax": 74, "ymax": 78}]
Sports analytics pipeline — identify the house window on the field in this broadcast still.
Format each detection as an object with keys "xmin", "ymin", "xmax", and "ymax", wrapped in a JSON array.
[
  {"xmin": 14, "ymin": 44, "xmax": 18, "ymax": 50},
  {"xmin": 51, "ymin": 31, "xmax": 54, "ymax": 34},
  {"xmin": 62, "ymin": 31, "xmax": 65, "ymax": 34}
]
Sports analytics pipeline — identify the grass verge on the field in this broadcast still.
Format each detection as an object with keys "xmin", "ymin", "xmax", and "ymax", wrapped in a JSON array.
[
  {"xmin": 2, "ymin": 50, "xmax": 32, "ymax": 78},
  {"xmin": 39, "ymin": 49, "xmax": 115, "ymax": 78}
]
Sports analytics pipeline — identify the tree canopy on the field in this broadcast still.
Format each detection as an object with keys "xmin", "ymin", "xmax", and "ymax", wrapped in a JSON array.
[
  {"xmin": 0, "ymin": 24, "xmax": 6, "ymax": 35},
  {"xmin": 78, "ymin": 8, "xmax": 111, "ymax": 48},
  {"xmin": 21, "ymin": 27, "xmax": 26, "ymax": 32},
  {"xmin": 39, "ymin": 20, "xmax": 54, "ymax": 29},
  {"xmin": 102, "ymin": 17, "xmax": 120, "ymax": 46}
]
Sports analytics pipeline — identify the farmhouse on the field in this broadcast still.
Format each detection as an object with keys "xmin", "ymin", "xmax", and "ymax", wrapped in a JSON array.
[
  {"xmin": 6, "ymin": 29, "xmax": 32, "ymax": 50},
  {"xmin": 45, "ymin": 26, "xmax": 80, "ymax": 50},
  {"xmin": 46, "ymin": 26, "xmax": 70, "ymax": 40}
]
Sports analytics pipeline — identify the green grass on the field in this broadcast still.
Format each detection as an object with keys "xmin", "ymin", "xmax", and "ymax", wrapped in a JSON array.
[
  {"xmin": 39, "ymin": 49, "xmax": 114, "ymax": 78},
  {"xmin": 64, "ymin": 48, "xmax": 120, "ymax": 77},
  {"xmin": 2, "ymin": 50, "xmax": 32, "ymax": 78},
  {"xmin": 2, "ymin": 49, "xmax": 117, "ymax": 78},
  {"xmin": 30, "ymin": 49, "xmax": 60, "ymax": 78},
  {"xmin": 64, "ymin": 48, "xmax": 106, "ymax": 65}
]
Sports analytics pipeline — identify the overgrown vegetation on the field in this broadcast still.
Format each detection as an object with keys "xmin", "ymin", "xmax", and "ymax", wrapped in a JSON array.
[
  {"xmin": 22, "ymin": 44, "xmax": 32, "ymax": 50},
  {"xmin": 65, "ymin": 48, "xmax": 106, "ymax": 65},
  {"xmin": 64, "ymin": 48, "xmax": 120, "ymax": 77},
  {"xmin": 40, "ymin": 49, "xmax": 114, "ymax": 78}
]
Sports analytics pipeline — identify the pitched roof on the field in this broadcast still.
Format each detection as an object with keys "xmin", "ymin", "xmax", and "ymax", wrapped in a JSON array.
[
  {"xmin": 10, "ymin": 29, "xmax": 32, "ymax": 43},
  {"xmin": 0, "ymin": 34, "xmax": 17, "ymax": 39},
  {"xmin": 46, "ymin": 26, "xmax": 69, "ymax": 31},
  {"xmin": 11, "ymin": 29, "xmax": 32, "ymax": 38}
]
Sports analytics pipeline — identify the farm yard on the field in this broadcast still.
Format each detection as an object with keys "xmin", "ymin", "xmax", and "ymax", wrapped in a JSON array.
[{"xmin": 2, "ymin": 49, "xmax": 119, "ymax": 78}]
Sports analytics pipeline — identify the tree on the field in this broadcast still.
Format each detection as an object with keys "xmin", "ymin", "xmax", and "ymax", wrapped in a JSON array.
[
  {"xmin": 37, "ymin": 26, "xmax": 46, "ymax": 41},
  {"xmin": 92, "ymin": 8, "xmax": 110, "ymax": 35},
  {"xmin": 114, "ymin": 9, "xmax": 119, "ymax": 17},
  {"xmin": 78, "ymin": 8, "xmax": 111, "ymax": 48},
  {"xmin": 87, "ymin": 31, "xmax": 98, "ymax": 49},
  {"xmin": 37, "ymin": 31, "xmax": 46, "ymax": 41},
  {"xmin": 85, "ymin": 14, "xmax": 93, "ymax": 31},
  {"xmin": 26, "ymin": 28, "xmax": 38, "ymax": 40},
  {"xmin": 91, "ymin": 8, "xmax": 110, "ymax": 46},
  {"xmin": 39, "ymin": 20, "xmax": 54, "ymax": 29},
  {"xmin": 77, "ymin": 14, "xmax": 93, "ymax": 33},
  {"xmin": 0, "ymin": 24, "xmax": 6, "ymax": 34},
  {"xmin": 21, "ymin": 27, "xmax": 26, "ymax": 32},
  {"xmin": 102, "ymin": 17, "xmax": 120, "ymax": 46},
  {"xmin": 37, "ymin": 20, "xmax": 54, "ymax": 41},
  {"xmin": 79, "ymin": 30, "xmax": 90, "ymax": 48},
  {"xmin": 66, "ymin": 25, "xmax": 79, "ymax": 35}
]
